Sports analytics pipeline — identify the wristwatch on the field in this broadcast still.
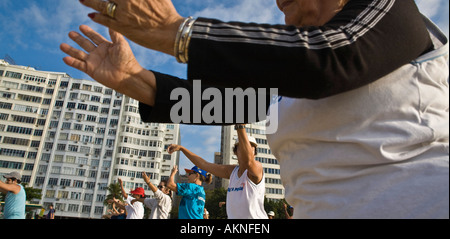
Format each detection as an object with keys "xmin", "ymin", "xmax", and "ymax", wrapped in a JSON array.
[{"xmin": 234, "ymin": 125, "xmax": 245, "ymax": 130}]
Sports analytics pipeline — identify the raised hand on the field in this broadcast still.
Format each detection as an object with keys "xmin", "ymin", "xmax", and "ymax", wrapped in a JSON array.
[
  {"xmin": 79, "ymin": 0, "xmax": 184, "ymax": 55},
  {"xmin": 167, "ymin": 144, "xmax": 182, "ymax": 154},
  {"xmin": 60, "ymin": 25, "xmax": 156, "ymax": 106}
]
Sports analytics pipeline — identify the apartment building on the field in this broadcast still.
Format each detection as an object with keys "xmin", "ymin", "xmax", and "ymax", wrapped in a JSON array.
[
  {"xmin": 112, "ymin": 96, "xmax": 180, "ymax": 200},
  {"xmin": 0, "ymin": 59, "xmax": 63, "ymax": 186},
  {"xmin": 218, "ymin": 123, "xmax": 285, "ymax": 201},
  {"xmin": 0, "ymin": 60, "xmax": 180, "ymax": 218}
]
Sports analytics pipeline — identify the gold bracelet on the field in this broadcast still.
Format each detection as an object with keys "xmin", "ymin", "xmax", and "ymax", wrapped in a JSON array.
[{"xmin": 174, "ymin": 17, "xmax": 195, "ymax": 63}]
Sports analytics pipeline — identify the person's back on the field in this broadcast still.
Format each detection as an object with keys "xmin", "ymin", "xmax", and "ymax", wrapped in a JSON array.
[
  {"xmin": 177, "ymin": 183, "xmax": 206, "ymax": 219},
  {"xmin": 4, "ymin": 184, "xmax": 26, "ymax": 219},
  {"xmin": 144, "ymin": 190, "xmax": 172, "ymax": 219},
  {"xmin": 267, "ymin": 17, "xmax": 449, "ymax": 219}
]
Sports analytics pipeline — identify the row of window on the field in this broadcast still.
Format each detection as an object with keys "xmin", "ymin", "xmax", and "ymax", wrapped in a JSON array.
[
  {"xmin": 117, "ymin": 147, "xmax": 162, "ymax": 158},
  {"xmin": 43, "ymin": 142, "xmax": 113, "ymax": 156},
  {"xmin": 1, "ymin": 136, "xmax": 40, "ymax": 147},
  {"xmin": 1, "ymin": 80, "xmax": 55, "ymax": 94},
  {"xmin": 256, "ymin": 157, "xmax": 279, "ymax": 165},
  {"xmin": 1, "ymin": 71, "xmax": 53, "ymax": 84},
  {"xmin": 265, "ymin": 177, "xmax": 282, "ymax": 185},
  {"xmin": 120, "ymin": 136, "xmax": 163, "ymax": 147},
  {"xmin": 264, "ymin": 167, "xmax": 281, "ymax": 175},
  {"xmin": 0, "ymin": 160, "xmax": 34, "ymax": 170},
  {"xmin": 38, "ymin": 164, "xmax": 111, "ymax": 177},
  {"xmin": 124, "ymin": 126, "xmax": 159, "ymax": 137},
  {"xmin": 115, "ymin": 158, "xmax": 160, "ymax": 169},
  {"xmin": 266, "ymin": 187, "xmax": 284, "ymax": 195},
  {"xmin": 43, "ymin": 202, "xmax": 104, "ymax": 215}
]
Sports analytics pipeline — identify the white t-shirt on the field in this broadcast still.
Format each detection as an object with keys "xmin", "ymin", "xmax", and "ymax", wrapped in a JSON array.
[
  {"xmin": 125, "ymin": 196, "xmax": 144, "ymax": 219},
  {"xmin": 266, "ymin": 18, "xmax": 449, "ymax": 219},
  {"xmin": 226, "ymin": 166, "xmax": 268, "ymax": 219},
  {"xmin": 144, "ymin": 190, "xmax": 172, "ymax": 219}
]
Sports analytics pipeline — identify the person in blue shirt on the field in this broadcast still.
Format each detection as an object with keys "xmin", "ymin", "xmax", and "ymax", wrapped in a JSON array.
[
  {"xmin": 167, "ymin": 165, "xmax": 212, "ymax": 219},
  {"xmin": 0, "ymin": 172, "xmax": 26, "ymax": 219}
]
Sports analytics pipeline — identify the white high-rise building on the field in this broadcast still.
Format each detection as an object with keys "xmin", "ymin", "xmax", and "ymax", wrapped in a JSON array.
[
  {"xmin": 0, "ymin": 59, "xmax": 64, "ymax": 186},
  {"xmin": 0, "ymin": 60, "xmax": 180, "ymax": 218},
  {"xmin": 112, "ymin": 96, "xmax": 180, "ymax": 199},
  {"xmin": 218, "ymin": 123, "xmax": 284, "ymax": 201}
]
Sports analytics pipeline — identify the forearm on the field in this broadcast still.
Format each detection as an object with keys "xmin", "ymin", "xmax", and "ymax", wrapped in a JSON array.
[
  {"xmin": 236, "ymin": 127, "xmax": 254, "ymax": 167},
  {"xmin": 122, "ymin": 67, "xmax": 157, "ymax": 107},
  {"xmin": 180, "ymin": 146, "xmax": 208, "ymax": 169},
  {"xmin": 0, "ymin": 182, "xmax": 8, "ymax": 194},
  {"xmin": 167, "ymin": 173, "xmax": 177, "ymax": 192},
  {"xmin": 145, "ymin": 180, "xmax": 158, "ymax": 193},
  {"xmin": 120, "ymin": 184, "xmax": 127, "ymax": 199},
  {"xmin": 139, "ymin": 71, "xmax": 271, "ymax": 124}
]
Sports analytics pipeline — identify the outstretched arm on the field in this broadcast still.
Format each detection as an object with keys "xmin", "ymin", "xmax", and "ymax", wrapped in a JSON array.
[
  {"xmin": 118, "ymin": 178, "xmax": 128, "ymax": 199},
  {"xmin": 0, "ymin": 181, "xmax": 20, "ymax": 194},
  {"xmin": 167, "ymin": 165, "xmax": 178, "ymax": 193},
  {"xmin": 142, "ymin": 172, "xmax": 158, "ymax": 193},
  {"xmin": 235, "ymin": 124, "xmax": 263, "ymax": 184},
  {"xmin": 167, "ymin": 144, "xmax": 235, "ymax": 179}
]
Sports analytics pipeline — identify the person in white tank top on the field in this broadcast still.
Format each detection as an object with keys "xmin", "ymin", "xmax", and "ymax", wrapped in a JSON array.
[{"xmin": 167, "ymin": 124, "xmax": 268, "ymax": 219}]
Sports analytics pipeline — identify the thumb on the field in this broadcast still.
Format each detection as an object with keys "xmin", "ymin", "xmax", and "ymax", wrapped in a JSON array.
[{"xmin": 109, "ymin": 28, "xmax": 125, "ymax": 44}]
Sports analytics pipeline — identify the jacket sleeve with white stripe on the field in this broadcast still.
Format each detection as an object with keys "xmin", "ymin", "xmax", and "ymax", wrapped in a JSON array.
[
  {"xmin": 187, "ymin": 0, "xmax": 432, "ymax": 99},
  {"xmin": 140, "ymin": 0, "xmax": 433, "ymax": 123}
]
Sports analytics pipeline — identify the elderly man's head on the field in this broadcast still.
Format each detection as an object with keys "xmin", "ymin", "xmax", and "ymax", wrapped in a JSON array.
[{"xmin": 276, "ymin": 0, "xmax": 350, "ymax": 26}]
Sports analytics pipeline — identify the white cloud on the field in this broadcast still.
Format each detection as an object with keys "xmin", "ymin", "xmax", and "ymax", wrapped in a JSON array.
[
  {"xmin": 416, "ymin": 0, "xmax": 449, "ymax": 36},
  {"xmin": 192, "ymin": 0, "xmax": 284, "ymax": 24}
]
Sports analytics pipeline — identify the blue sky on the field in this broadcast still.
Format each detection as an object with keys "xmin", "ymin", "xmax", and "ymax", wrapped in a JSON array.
[{"xmin": 1, "ymin": 0, "xmax": 448, "ymax": 172}]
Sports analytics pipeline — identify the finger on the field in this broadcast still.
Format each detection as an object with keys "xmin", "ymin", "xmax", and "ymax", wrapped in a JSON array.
[
  {"xmin": 68, "ymin": 31, "xmax": 97, "ymax": 53},
  {"xmin": 62, "ymin": 56, "xmax": 87, "ymax": 73},
  {"xmin": 60, "ymin": 42, "xmax": 89, "ymax": 62},
  {"xmin": 109, "ymin": 28, "xmax": 125, "ymax": 44},
  {"xmin": 88, "ymin": 12, "xmax": 119, "ymax": 32},
  {"xmin": 79, "ymin": 24, "xmax": 110, "ymax": 46},
  {"xmin": 80, "ymin": 0, "xmax": 109, "ymax": 14}
]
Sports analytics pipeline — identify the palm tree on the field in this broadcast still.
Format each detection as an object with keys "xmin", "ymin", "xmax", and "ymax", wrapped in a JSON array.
[{"xmin": 103, "ymin": 182, "xmax": 124, "ymax": 206}]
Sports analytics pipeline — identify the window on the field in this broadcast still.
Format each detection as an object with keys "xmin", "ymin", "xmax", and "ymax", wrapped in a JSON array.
[
  {"xmin": 73, "ymin": 180, "xmax": 84, "ymax": 188},
  {"xmin": 5, "ymin": 71, "xmax": 22, "ymax": 79},
  {"xmin": 84, "ymin": 125, "xmax": 94, "ymax": 132},
  {"xmin": 17, "ymin": 94, "xmax": 42, "ymax": 103},
  {"xmin": 94, "ymin": 86, "xmax": 103, "ymax": 93},
  {"xmin": 7, "ymin": 125, "xmax": 33, "ymax": 135},
  {"xmin": 68, "ymin": 204, "xmax": 79, "ymax": 212},
  {"xmin": 67, "ymin": 102, "xmax": 76, "ymax": 109},
  {"xmin": 48, "ymin": 178, "xmax": 58, "ymax": 186},
  {"xmin": 71, "ymin": 83, "xmax": 80, "ymax": 89},
  {"xmin": 80, "ymin": 93, "xmax": 90, "ymax": 100},
  {"xmin": 77, "ymin": 103, "xmax": 87, "ymax": 110},
  {"xmin": 82, "ymin": 135, "xmax": 92, "ymax": 143},
  {"xmin": 82, "ymin": 205, "xmax": 91, "ymax": 213},
  {"xmin": 70, "ymin": 134, "xmax": 81, "ymax": 141},
  {"xmin": 60, "ymin": 179, "xmax": 71, "ymax": 186},
  {"xmin": 68, "ymin": 145, "xmax": 78, "ymax": 152},
  {"xmin": 91, "ymin": 95, "xmax": 101, "ymax": 102},
  {"xmin": 62, "ymin": 122, "xmax": 71, "ymax": 129},
  {"xmin": 74, "ymin": 124, "xmax": 82, "ymax": 130},
  {"xmin": 86, "ymin": 115, "xmax": 97, "ymax": 122},
  {"xmin": 71, "ymin": 192, "xmax": 82, "ymax": 200},
  {"xmin": 56, "ymin": 144, "xmax": 66, "ymax": 151},
  {"xmin": 82, "ymin": 84, "xmax": 92, "ymax": 91}
]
